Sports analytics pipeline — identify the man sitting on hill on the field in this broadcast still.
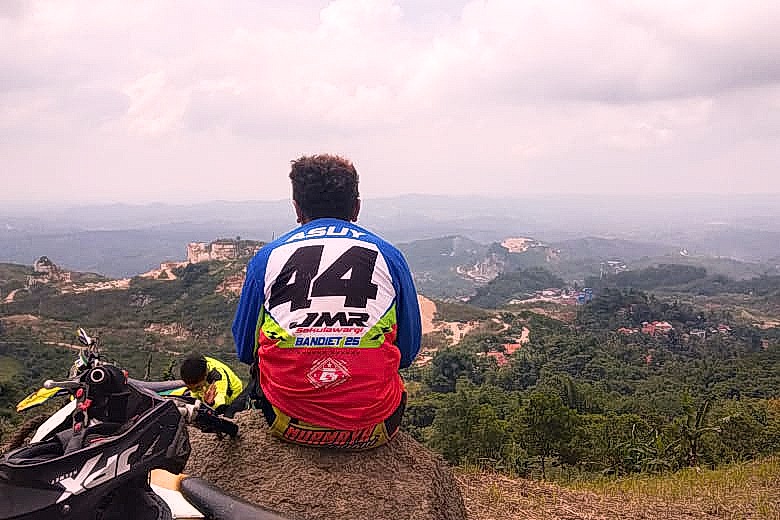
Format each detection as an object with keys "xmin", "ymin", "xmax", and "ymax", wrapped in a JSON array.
[
  {"xmin": 232, "ymin": 154, "xmax": 421, "ymax": 450},
  {"xmin": 180, "ymin": 354, "xmax": 244, "ymax": 417}
]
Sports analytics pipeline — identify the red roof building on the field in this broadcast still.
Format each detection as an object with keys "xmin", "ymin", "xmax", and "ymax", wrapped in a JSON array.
[
  {"xmin": 642, "ymin": 321, "xmax": 674, "ymax": 336},
  {"xmin": 503, "ymin": 343, "xmax": 523, "ymax": 355},
  {"xmin": 486, "ymin": 351, "xmax": 508, "ymax": 367}
]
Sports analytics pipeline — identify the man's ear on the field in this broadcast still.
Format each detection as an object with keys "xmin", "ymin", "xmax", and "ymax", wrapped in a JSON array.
[
  {"xmin": 293, "ymin": 200, "xmax": 304, "ymax": 224},
  {"xmin": 350, "ymin": 198, "xmax": 361, "ymax": 222}
]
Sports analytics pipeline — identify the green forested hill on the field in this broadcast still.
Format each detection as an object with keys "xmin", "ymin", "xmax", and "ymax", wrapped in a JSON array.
[
  {"xmin": 0, "ymin": 263, "xmax": 31, "ymax": 297},
  {"xmin": 2, "ymin": 259, "xmax": 780, "ymax": 485},
  {"xmin": 0, "ymin": 260, "xmax": 249, "ymax": 428},
  {"xmin": 403, "ymin": 287, "xmax": 780, "ymax": 480},
  {"xmin": 468, "ymin": 267, "xmax": 565, "ymax": 308},
  {"xmin": 398, "ymin": 235, "xmax": 488, "ymax": 298},
  {"xmin": 552, "ymin": 237, "xmax": 677, "ymax": 262}
]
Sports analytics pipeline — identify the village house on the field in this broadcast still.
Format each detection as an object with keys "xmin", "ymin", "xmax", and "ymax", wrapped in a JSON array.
[
  {"xmin": 503, "ymin": 343, "xmax": 523, "ymax": 355},
  {"xmin": 641, "ymin": 321, "xmax": 674, "ymax": 336},
  {"xmin": 482, "ymin": 351, "xmax": 508, "ymax": 367},
  {"xmin": 690, "ymin": 329, "xmax": 707, "ymax": 339}
]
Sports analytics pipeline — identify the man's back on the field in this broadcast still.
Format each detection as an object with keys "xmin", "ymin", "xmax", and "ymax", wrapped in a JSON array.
[{"xmin": 233, "ymin": 217, "xmax": 420, "ymax": 431}]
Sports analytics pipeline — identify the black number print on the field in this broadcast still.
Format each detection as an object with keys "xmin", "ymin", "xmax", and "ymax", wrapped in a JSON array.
[
  {"xmin": 268, "ymin": 245, "xmax": 323, "ymax": 311},
  {"xmin": 311, "ymin": 246, "xmax": 379, "ymax": 308},
  {"xmin": 268, "ymin": 245, "xmax": 379, "ymax": 310}
]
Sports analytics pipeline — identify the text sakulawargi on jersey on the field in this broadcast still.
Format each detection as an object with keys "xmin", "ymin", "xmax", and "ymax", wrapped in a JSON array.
[{"xmin": 233, "ymin": 218, "xmax": 421, "ymax": 431}]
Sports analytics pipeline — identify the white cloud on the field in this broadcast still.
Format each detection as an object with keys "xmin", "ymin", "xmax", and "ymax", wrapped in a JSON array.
[
  {"xmin": 122, "ymin": 72, "xmax": 189, "ymax": 136},
  {"xmin": 0, "ymin": 0, "xmax": 778, "ymax": 202}
]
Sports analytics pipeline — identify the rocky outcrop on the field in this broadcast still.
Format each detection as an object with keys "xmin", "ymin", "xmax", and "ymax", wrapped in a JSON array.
[
  {"xmin": 187, "ymin": 239, "xmax": 264, "ymax": 264},
  {"xmin": 185, "ymin": 411, "xmax": 467, "ymax": 520},
  {"xmin": 26, "ymin": 256, "xmax": 71, "ymax": 288}
]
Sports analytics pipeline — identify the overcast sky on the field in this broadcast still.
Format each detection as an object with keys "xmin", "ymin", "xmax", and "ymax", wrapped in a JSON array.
[{"xmin": 1, "ymin": 0, "xmax": 779, "ymax": 204}]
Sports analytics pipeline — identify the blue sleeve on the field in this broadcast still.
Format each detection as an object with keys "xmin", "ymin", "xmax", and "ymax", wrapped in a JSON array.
[
  {"xmin": 232, "ymin": 256, "xmax": 267, "ymax": 365},
  {"xmin": 386, "ymin": 248, "xmax": 421, "ymax": 369}
]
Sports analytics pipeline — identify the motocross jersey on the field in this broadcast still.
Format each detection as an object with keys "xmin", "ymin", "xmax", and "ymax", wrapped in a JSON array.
[{"xmin": 232, "ymin": 218, "xmax": 421, "ymax": 431}]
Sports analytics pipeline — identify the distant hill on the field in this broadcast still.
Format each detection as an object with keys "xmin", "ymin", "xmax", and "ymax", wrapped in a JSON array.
[
  {"xmin": 588, "ymin": 264, "xmax": 709, "ymax": 291},
  {"xmin": 0, "ymin": 263, "xmax": 31, "ymax": 298},
  {"xmin": 399, "ymin": 232, "xmax": 778, "ymax": 299},
  {"xmin": 630, "ymin": 255, "xmax": 778, "ymax": 280},
  {"xmin": 657, "ymin": 224, "xmax": 780, "ymax": 263},
  {"xmin": 468, "ymin": 267, "xmax": 565, "ymax": 308},
  {"xmin": 5, "ymin": 195, "xmax": 780, "ymax": 276},
  {"xmin": 399, "ymin": 235, "xmax": 487, "ymax": 271},
  {"xmin": 552, "ymin": 237, "xmax": 677, "ymax": 262},
  {"xmin": 0, "ymin": 229, "xmax": 202, "ymax": 277},
  {"xmin": 398, "ymin": 236, "xmax": 488, "ymax": 298}
]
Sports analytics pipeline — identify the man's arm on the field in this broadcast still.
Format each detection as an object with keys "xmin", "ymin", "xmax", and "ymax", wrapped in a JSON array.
[
  {"xmin": 387, "ymin": 248, "xmax": 422, "ymax": 369},
  {"xmin": 232, "ymin": 257, "xmax": 266, "ymax": 365}
]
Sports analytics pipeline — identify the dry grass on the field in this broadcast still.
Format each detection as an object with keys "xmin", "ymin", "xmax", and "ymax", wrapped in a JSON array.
[{"xmin": 458, "ymin": 457, "xmax": 780, "ymax": 520}]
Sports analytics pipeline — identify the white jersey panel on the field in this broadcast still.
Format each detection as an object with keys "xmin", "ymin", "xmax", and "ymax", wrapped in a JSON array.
[{"xmin": 263, "ymin": 237, "xmax": 395, "ymax": 339}]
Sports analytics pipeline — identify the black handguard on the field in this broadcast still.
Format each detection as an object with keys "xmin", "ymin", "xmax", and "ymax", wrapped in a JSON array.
[
  {"xmin": 170, "ymin": 397, "xmax": 239, "ymax": 438},
  {"xmin": 180, "ymin": 477, "xmax": 288, "ymax": 520},
  {"xmin": 193, "ymin": 403, "xmax": 239, "ymax": 438}
]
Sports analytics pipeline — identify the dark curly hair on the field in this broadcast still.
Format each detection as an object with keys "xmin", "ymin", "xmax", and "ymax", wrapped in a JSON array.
[
  {"xmin": 180, "ymin": 354, "xmax": 207, "ymax": 385},
  {"xmin": 289, "ymin": 154, "xmax": 360, "ymax": 221}
]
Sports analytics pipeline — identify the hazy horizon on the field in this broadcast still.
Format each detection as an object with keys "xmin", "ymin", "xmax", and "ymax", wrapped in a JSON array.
[
  {"xmin": 3, "ymin": 191, "xmax": 780, "ymax": 211},
  {"xmin": 1, "ymin": 1, "xmax": 779, "ymax": 204},
  {"xmin": 4, "ymin": 191, "xmax": 780, "ymax": 277}
]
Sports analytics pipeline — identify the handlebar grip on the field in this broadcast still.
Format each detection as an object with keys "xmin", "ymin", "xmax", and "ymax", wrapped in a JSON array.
[
  {"xmin": 194, "ymin": 405, "xmax": 239, "ymax": 437},
  {"xmin": 180, "ymin": 477, "xmax": 288, "ymax": 520},
  {"xmin": 43, "ymin": 379, "xmax": 81, "ymax": 390},
  {"xmin": 219, "ymin": 418, "xmax": 238, "ymax": 438}
]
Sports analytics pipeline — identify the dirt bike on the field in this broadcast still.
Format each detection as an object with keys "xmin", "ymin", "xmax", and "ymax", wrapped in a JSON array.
[
  {"xmin": 15, "ymin": 329, "xmax": 189, "ymax": 415},
  {"xmin": 0, "ymin": 329, "xmax": 285, "ymax": 520}
]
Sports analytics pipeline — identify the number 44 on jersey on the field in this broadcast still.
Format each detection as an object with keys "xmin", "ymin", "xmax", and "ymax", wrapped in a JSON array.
[{"xmin": 269, "ymin": 245, "xmax": 379, "ymax": 311}]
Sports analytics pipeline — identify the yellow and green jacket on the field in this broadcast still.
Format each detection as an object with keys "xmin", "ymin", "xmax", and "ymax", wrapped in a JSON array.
[{"xmin": 190, "ymin": 356, "xmax": 243, "ymax": 411}]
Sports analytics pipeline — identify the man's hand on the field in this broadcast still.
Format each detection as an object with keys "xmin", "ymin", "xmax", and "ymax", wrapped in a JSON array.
[{"xmin": 204, "ymin": 383, "xmax": 217, "ymax": 405}]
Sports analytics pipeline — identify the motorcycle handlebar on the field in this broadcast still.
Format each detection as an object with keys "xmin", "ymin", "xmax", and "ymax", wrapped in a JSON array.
[
  {"xmin": 179, "ymin": 477, "xmax": 288, "ymax": 520},
  {"xmin": 169, "ymin": 397, "xmax": 239, "ymax": 438},
  {"xmin": 192, "ymin": 403, "xmax": 239, "ymax": 438},
  {"xmin": 128, "ymin": 378, "xmax": 188, "ymax": 393},
  {"xmin": 43, "ymin": 379, "xmax": 81, "ymax": 390}
]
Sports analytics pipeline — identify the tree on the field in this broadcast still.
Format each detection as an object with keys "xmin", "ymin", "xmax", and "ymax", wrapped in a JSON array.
[
  {"xmin": 515, "ymin": 391, "xmax": 578, "ymax": 478},
  {"xmin": 714, "ymin": 400, "xmax": 766, "ymax": 462},
  {"xmin": 497, "ymin": 356, "xmax": 539, "ymax": 391},
  {"xmin": 574, "ymin": 413, "xmax": 653, "ymax": 475},
  {"xmin": 143, "ymin": 353, "xmax": 154, "ymax": 380},
  {"xmin": 161, "ymin": 359, "xmax": 178, "ymax": 381},
  {"xmin": 426, "ymin": 350, "xmax": 480, "ymax": 393},
  {"xmin": 430, "ymin": 382, "xmax": 511, "ymax": 466}
]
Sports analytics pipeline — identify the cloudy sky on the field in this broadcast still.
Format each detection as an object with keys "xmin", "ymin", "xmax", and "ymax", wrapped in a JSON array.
[{"xmin": 1, "ymin": 0, "xmax": 779, "ymax": 204}]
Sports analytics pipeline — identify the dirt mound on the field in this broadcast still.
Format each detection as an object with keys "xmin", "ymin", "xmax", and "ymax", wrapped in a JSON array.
[{"xmin": 185, "ymin": 411, "xmax": 466, "ymax": 520}]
